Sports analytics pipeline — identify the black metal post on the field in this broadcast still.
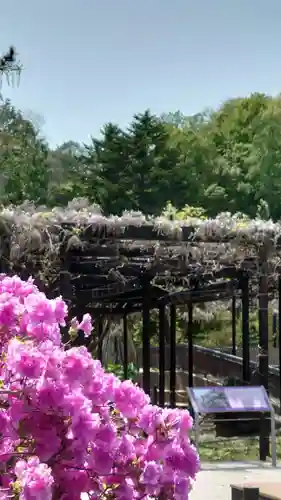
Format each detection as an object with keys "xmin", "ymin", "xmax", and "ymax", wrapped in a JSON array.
[
  {"xmin": 188, "ymin": 302, "xmax": 193, "ymax": 387},
  {"xmin": 241, "ymin": 273, "xmax": 250, "ymax": 382},
  {"xmin": 169, "ymin": 304, "xmax": 176, "ymax": 408},
  {"xmin": 232, "ymin": 295, "xmax": 237, "ymax": 355}
]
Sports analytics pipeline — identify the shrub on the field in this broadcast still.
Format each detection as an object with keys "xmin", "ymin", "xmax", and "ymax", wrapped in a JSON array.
[
  {"xmin": 0, "ymin": 275, "xmax": 199, "ymax": 499},
  {"xmin": 105, "ymin": 363, "xmax": 138, "ymax": 382}
]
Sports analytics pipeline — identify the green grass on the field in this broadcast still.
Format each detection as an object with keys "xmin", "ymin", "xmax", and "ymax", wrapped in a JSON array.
[
  {"xmin": 198, "ymin": 436, "xmax": 281, "ymax": 462},
  {"xmin": 193, "ymin": 309, "xmax": 276, "ymax": 348},
  {"xmin": 131, "ymin": 307, "xmax": 277, "ymax": 350}
]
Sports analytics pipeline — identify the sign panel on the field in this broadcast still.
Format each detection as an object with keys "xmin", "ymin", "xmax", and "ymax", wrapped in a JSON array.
[{"xmin": 188, "ymin": 386, "xmax": 271, "ymax": 414}]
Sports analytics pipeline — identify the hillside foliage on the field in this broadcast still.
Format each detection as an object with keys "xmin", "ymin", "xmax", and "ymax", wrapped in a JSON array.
[{"xmin": 1, "ymin": 92, "xmax": 281, "ymax": 220}]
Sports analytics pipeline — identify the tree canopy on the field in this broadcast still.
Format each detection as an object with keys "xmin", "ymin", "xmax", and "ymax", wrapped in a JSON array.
[{"xmin": 1, "ymin": 90, "xmax": 281, "ymax": 219}]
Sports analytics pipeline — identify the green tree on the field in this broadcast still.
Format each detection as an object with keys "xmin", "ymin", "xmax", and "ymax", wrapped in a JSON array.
[
  {"xmin": 3, "ymin": 68, "xmax": 281, "ymax": 222},
  {"xmin": 199, "ymin": 93, "xmax": 270, "ymax": 216},
  {"xmin": 47, "ymin": 141, "xmax": 87, "ymax": 206},
  {"xmin": 161, "ymin": 93, "xmax": 281, "ymax": 219},
  {"xmin": 247, "ymin": 95, "xmax": 281, "ymax": 219},
  {"xmin": 126, "ymin": 110, "xmax": 180, "ymax": 213},
  {"xmin": 82, "ymin": 110, "xmax": 181, "ymax": 214},
  {"xmin": 0, "ymin": 98, "xmax": 49, "ymax": 204},
  {"xmin": 81, "ymin": 122, "xmax": 132, "ymax": 213}
]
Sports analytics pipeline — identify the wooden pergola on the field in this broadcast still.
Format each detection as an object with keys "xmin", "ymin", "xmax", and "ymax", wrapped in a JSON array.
[{"xmin": 1, "ymin": 204, "xmax": 281, "ymax": 460}]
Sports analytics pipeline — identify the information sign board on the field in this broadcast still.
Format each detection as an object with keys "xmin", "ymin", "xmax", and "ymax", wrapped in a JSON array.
[
  {"xmin": 187, "ymin": 385, "xmax": 276, "ymax": 467},
  {"xmin": 188, "ymin": 386, "xmax": 271, "ymax": 414}
]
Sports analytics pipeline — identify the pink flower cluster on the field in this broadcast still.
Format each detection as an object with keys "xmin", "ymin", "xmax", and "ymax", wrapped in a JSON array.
[{"xmin": 0, "ymin": 275, "xmax": 199, "ymax": 499}]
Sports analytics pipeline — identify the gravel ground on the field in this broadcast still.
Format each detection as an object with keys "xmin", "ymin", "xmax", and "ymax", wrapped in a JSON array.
[{"xmin": 190, "ymin": 462, "xmax": 281, "ymax": 500}]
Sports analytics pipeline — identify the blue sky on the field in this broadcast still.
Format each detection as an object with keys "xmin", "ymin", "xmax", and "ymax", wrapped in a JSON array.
[{"xmin": 1, "ymin": 0, "xmax": 281, "ymax": 147}]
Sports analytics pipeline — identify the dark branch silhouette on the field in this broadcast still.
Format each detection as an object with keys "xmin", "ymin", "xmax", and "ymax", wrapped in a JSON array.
[
  {"xmin": 0, "ymin": 46, "xmax": 21, "ymax": 87},
  {"xmin": 0, "ymin": 46, "xmax": 16, "ymax": 71}
]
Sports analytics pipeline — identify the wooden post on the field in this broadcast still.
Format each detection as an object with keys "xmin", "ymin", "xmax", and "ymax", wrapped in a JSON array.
[
  {"xmin": 232, "ymin": 294, "xmax": 237, "ymax": 355},
  {"xmin": 97, "ymin": 317, "xmax": 103, "ymax": 363},
  {"xmin": 241, "ymin": 272, "xmax": 250, "ymax": 382},
  {"xmin": 272, "ymin": 310, "xmax": 277, "ymax": 348},
  {"xmin": 142, "ymin": 278, "xmax": 151, "ymax": 397},
  {"xmin": 187, "ymin": 302, "xmax": 193, "ymax": 387},
  {"xmin": 169, "ymin": 304, "xmax": 176, "ymax": 408},
  {"xmin": 153, "ymin": 385, "xmax": 158, "ymax": 405},
  {"xmin": 59, "ymin": 244, "xmax": 73, "ymax": 344},
  {"xmin": 158, "ymin": 304, "xmax": 166, "ymax": 407},
  {"xmin": 123, "ymin": 314, "xmax": 128, "ymax": 380},
  {"xmin": 278, "ymin": 275, "xmax": 281, "ymax": 412},
  {"xmin": 258, "ymin": 244, "xmax": 269, "ymax": 461}
]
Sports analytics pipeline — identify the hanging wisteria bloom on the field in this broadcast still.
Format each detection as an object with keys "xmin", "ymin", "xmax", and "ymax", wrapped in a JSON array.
[{"xmin": 0, "ymin": 275, "xmax": 199, "ymax": 499}]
